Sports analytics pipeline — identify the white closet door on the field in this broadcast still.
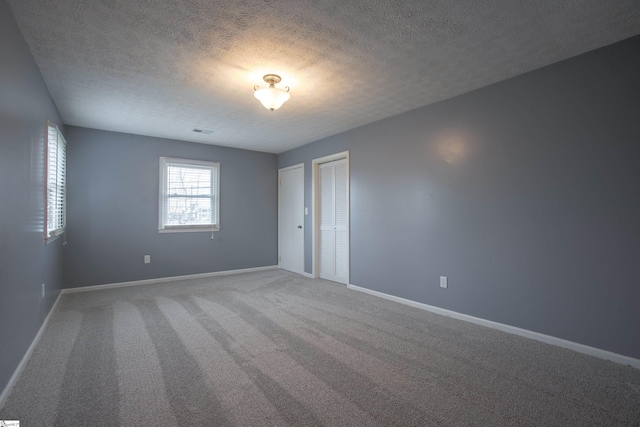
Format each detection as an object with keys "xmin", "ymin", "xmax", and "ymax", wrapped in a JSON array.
[
  {"xmin": 319, "ymin": 159, "xmax": 349, "ymax": 284},
  {"xmin": 279, "ymin": 165, "xmax": 304, "ymax": 275},
  {"xmin": 333, "ymin": 160, "xmax": 349, "ymax": 283},
  {"xmin": 319, "ymin": 163, "xmax": 335, "ymax": 280}
]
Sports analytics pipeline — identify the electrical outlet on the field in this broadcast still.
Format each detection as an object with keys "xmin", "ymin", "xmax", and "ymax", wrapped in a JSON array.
[
  {"xmin": 440, "ymin": 276, "xmax": 448, "ymax": 288},
  {"xmin": 144, "ymin": 255, "xmax": 151, "ymax": 264}
]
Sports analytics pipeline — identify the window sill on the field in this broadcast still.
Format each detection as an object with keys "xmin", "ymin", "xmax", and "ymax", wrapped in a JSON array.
[
  {"xmin": 158, "ymin": 226, "xmax": 220, "ymax": 234},
  {"xmin": 45, "ymin": 229, "xmax": 65, "ymax": 244}
]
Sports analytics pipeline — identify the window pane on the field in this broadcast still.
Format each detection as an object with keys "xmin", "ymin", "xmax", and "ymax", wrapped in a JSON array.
[
  {"xmin": 167, "ymin": 166, "xmax": 211, "ymax": 196},
  {"xmin": 46, "ymin": 123, "xmax": 66, "ymax": 238},
  {"xmin": 160, "ymin": 158, "xmax": 219, "ymax": 230},
  {"xmin": 165, "ymin": 196, "xmax": 213, "ymax": 225}
]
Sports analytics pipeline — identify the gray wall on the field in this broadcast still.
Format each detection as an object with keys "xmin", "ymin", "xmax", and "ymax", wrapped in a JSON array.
[
  {"xmin": 0, "ymin": 0, "xmax": 65, "ymax": 394},
  {"xmin": 279, "ymin": 35, "xmax": 640, "ymax": 359},
  {"xmin": 63, "ymin": 127, "xmax": 278, "ymax": 288}
]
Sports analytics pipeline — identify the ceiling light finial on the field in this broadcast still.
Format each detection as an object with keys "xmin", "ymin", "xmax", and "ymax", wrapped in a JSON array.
[{"xmin": 254, "ymin": 74, "xmax": 290, "ymax": 111}]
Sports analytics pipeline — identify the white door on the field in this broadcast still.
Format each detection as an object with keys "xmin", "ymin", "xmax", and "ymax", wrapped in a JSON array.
[
  {"xmin": 279, "ymin": 165, "xmax": 304, "ymax": 275},
  {"xmin": 319, "ymin": 159, "xmax": 349, "ymax": 284}
]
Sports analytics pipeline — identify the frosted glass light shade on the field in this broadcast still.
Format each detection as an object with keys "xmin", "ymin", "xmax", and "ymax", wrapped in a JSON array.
[{"xmin": 254, "ymin": 87, "xmax": 290, "ymax": 111}]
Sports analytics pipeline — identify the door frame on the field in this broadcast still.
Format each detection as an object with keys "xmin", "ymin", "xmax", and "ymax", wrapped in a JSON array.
[
  {"xmin": 311, "ymin": 151, "xmax": 350, "ymax": 281},
  {"xmin": 278, "ymin": 163, "xmax": 305, "ymax": 274}
]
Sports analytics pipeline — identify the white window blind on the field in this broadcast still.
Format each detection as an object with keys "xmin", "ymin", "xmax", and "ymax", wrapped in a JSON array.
[
  {"xmin": 159, "ymin": 157, "xmax": 220, "ymax": 232},
  {"xmin": 46, "ymin": 121, "xmax": 67, "ymax": 241}
]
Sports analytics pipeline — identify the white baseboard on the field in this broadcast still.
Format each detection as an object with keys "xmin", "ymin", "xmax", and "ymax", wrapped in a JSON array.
[
  {"xmin": 347, "ymin": 284, "xmax": 640, "ymax": 370},
  {"xmin": 62, "ymin": 265, "xmax": 279, "ymax": 294},
  {"xmin": 0, "ymin": 291, "xmax": 63, "ymax": 410},
  {"xmin": 302, "ymin": 272, "xmax": 314, "ymax": 278}
]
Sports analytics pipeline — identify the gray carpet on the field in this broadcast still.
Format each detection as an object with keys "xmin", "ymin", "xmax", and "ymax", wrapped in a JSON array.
[{"xmin": 1, "ymin": 269, "xmax": 639, "ymax": 426}]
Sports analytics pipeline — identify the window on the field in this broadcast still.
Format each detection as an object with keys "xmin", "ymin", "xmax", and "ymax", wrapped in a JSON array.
[
  {"xmin": 159, "ymin": 157, "xmax": 220, "ymax": 232},
  {"xmin": 45, "ymin": 121, "xmax": 67, "ymax": 242}
]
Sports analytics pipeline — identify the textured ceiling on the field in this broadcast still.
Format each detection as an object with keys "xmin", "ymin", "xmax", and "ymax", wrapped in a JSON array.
[{"xmin": 7, "ymin": 0, "xmax": 640, "ymax": 153}]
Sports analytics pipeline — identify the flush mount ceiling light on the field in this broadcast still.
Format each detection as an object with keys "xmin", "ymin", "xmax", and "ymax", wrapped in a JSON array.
[{"xmin": 254, "ymin": 74, "xmax": 290, "ymax": 111}]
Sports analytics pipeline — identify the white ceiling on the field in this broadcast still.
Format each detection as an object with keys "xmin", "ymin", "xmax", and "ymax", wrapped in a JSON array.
[{"xmin": 7, "ymin": 0, "xmax": 640, "ymax": 153}]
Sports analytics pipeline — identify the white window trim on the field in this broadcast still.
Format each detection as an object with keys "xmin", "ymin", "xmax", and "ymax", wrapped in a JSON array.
[
  {"xmin": 158, "ymin": 157, "xmax": 220, "ymax": 233},
  {"xmin": 45, "ymin": 120, "xmax": 66, "ymax": 244}
]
